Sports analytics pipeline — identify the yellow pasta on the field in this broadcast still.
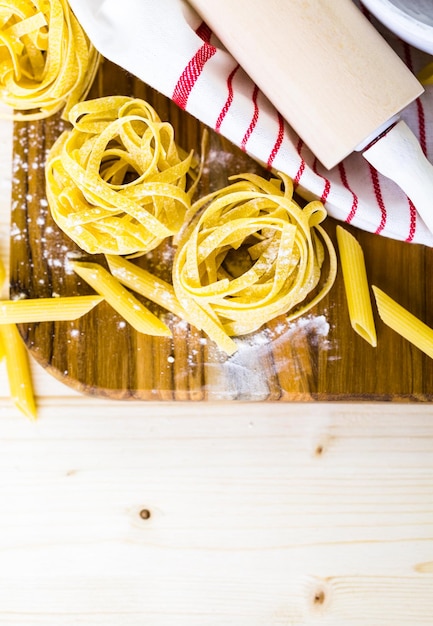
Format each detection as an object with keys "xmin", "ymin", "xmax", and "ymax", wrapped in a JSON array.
[
  {"xmin": 172, "ymin": 172, "xmax": 337, "ymax": 355},
  {"xmin": 0, "ymin": 325, "xmax": 5, "ymax": 361},
  {"xmin": 46, "ymin": 96, "xmax": 196, "ymax": 256},
  {"xmin": 106, "ymin": 254, "xmax": 190, "ymax": 323},
  {"xmin": 0, "ymin": 294, "xmax": 103, "ymax": 323},
  {"xmin": 71, "ymin": 261, "xmax": 171, "ymax": 337},
  {"xmin": 372, "ymin": 286, "xmax": 433, "ymax": 359},
  {"xmin": 0, "ymin": 255, "xmax": 101, "ymax": 418},
  {"xmin": 0, "ymin": 256, "xmax": 5, "ymax": 286},
  {"xmin": 0, "ymin": 258, "xmax": 36, "ymax": 419},
  {"xmin": 336, "ymin": 225, "xmax": 377, "ymax": 347},
  {"xmin": 0, "ymin": 323, "xmax": 36, "ymax": 420},
  {"xmin": 0, "ymin": 0, "xmax": 100, "ymax": 120},
  {"xmin": 418, "ymin": 61, "xmax": 433, "ymax": 86}
]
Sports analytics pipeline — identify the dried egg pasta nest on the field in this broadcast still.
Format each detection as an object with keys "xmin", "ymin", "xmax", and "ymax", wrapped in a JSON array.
[
  {"xmin": 45, "ymin": 96, "xmax": 196, "ymax": 256},
  {"xmin": 0, "ymin": 0, "xmax": 100, "ymax": 120},
  {"xmin": 172, "ymin": 173, "xmax": 337, "ymax": 355}
]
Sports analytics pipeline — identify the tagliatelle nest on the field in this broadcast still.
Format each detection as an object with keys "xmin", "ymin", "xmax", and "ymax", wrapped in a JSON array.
[
  {"xmin": 172, "ymin": 172, "xmax": 337, "ymax": 355},
  {"xmin": 45, "ymin": 96, "xmax": 197, "ymax": 256},
  {"xmin": 0, "ymin": 0, "xmax": 100, "ymax": 120}
]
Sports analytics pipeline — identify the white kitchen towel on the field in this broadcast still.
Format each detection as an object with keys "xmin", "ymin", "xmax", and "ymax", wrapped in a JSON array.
[{"xmin": 68, "ymin": 0, "xmax": 433, "ymax": 246}]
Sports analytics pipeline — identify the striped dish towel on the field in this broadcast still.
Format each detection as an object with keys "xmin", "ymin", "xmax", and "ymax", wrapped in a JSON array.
[{"xmin": 68, "ymin": 0, "xmax": 433, "ymax": 246}]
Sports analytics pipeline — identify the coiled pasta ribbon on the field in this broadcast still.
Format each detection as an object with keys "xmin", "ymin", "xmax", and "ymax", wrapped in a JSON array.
[
  {"xmin": 0, "ymin": 0, "xmax": 100, "ymax": 119},
  {"xmin": 46, "ymin": 96, "xmax": 196, "ymax": 256},
  {"xmin": 173, "ymin": 173, "xmax": 337, "ymax": 355}
]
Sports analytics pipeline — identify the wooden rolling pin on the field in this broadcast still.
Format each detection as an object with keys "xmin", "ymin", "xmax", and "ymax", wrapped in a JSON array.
[{"xmin": 188, "ymin": 0, "xmax": 433, "ymax": 234}]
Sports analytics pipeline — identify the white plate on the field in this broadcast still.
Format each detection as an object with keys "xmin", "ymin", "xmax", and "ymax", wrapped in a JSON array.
[{"xmin": 361, "ymin": 0, "xmax": 433, "ymax": 54}]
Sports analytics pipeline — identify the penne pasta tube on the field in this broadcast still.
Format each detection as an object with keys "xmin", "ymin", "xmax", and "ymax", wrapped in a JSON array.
[
  {"xmin": 0, "ymin": 330, "xmax": 5, "ymax": 362},
  {"xmin": 105, "ymin": 255, "xmax": 238, "ymax": 354},
  {"xmin": 0, "ymin": 295, "xmax": 104, "ymax": 324},
  {"xmin": 372, "ymin": 286, "xmax": 433, "ymax": 359},
  {"xmin": 0, "ymin": 324, "xmax": 36, "ymax": 420},
  {"xmin": 105, "ymin": 254, "xmax": 190, "ymax": 322},
  {"xmin": 72, "ymin": 261, "xmax": 171, "ymax": 337},
  {"xmin": 336, "ymin": 226, "xmax": 377, "ymax": 347},
  {"xmin": 0, "ymin": 257, "xmax": 36, "ymax": 418},
  {"xmin": 0, "ymin": 258, "xmax": 5, "ymax": 288}
]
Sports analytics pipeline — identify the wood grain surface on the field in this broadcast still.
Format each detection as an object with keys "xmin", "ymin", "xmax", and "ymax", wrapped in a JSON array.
[
  {"xmin": 2, "ymin": 92, "xmax": 433, "ymax": 626},
  {"xmin": 1, "ymin": 404, "xmax": 433, "ymax": 625},
  {"xmin": 9, "ymin": 60, "xmax": 433, "ymax": 401}
]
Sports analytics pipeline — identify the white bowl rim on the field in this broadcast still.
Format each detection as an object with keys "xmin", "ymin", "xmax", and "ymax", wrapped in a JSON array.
[{"xmin": 361, "ymin": 0, "xmax": 433, "ymax": 54}]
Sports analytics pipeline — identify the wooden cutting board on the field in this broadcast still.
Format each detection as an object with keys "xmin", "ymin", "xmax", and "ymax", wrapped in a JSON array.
[{"xmin": 9, "ymin": 61, "xmax": 433, "ymax": 401}]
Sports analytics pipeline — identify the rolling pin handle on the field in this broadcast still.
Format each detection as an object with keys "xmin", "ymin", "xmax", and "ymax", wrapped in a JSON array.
[{"xmin": 362, "ymin": 119, "xmax": 433, "ymax": 236}]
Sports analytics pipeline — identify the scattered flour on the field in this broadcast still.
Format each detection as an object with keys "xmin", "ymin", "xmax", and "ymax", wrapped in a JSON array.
[{"xmin": 204, "ymin": 313, "xmax": 334, "ymax": 400}]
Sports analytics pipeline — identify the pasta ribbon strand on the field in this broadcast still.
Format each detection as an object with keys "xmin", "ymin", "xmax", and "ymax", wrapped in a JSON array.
[
  {"xmin": 172, "ymin": 172, "xmax": 337, "ymax": 353},
  {"xmin": 0, "ymin": 0, "xmax": 100, "ymax": 120},
  {"xmin": 46, "ymin": 97, "xmax": 196, "ymax": 256}
]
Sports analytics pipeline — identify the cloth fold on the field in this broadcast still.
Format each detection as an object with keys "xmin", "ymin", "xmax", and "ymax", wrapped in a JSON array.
[{"xmin": 68, "ymin": 0, "xmax": 433, "ymax": 246}]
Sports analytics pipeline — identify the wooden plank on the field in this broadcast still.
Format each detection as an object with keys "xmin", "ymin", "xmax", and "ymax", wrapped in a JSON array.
[
  {"xmin": 8, "ymin": 61, "xmax": 433, "ymax": 401},
  {"xmin": 0, "ymin": 407, "xmax": 432, "ymax": 625}
]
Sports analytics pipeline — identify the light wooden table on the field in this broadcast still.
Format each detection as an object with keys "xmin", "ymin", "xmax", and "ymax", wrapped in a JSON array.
[{"xmin": 1, "ymin": 107, "xmax": 433, "ymax": 626}]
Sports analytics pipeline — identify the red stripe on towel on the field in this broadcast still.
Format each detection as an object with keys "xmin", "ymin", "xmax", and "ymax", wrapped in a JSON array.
[
  {"xmin": 172, "ymin": 23, "xmax": 216, "ymax": 110},
  {"xmin": 267, "ymin": 112, "xmax": 284, "ymax": 169},
  {"xmin": 312, "ymin": 158, "xmax": 331, "ymax": 203},
  {"xmin": 370, "ymin": 165, "xmax": 387, "ymax": 234},
  {"xmin": 215, "ymin": 64, "xmax": 240, "ymax": 132},
  {"xmin": 406, "ymin": 198, "xmax": 417, "ymax": 242},
  {"xmin": 293, "ymin": 138, "xmax": 305, "ymax": 187},
  {"xmin": 416, "ymin": 97, "xmax": 428, "ymax": 157},
  {"xmin": 338, "ymin": 162, "xmax": 359, "ymax": 223},
  {"xmin": 195, "ymin": 21, "xmax": 212, "ymax": 42},
  {"xmin": 241, "ymin": 84, "xmax": 259, "ymax": 151}
]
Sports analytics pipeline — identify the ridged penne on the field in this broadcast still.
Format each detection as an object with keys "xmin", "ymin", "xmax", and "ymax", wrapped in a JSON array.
[
  {"xmin": 372, "ymin": 286, "xmax": 433, "ymax": 359},
  {"xmin": 0, "ymin": 295, "xmax": 103, "ymax": 324},
  {"xmin": 0, "ymin": 257, "xmax": 36, "ymax": 418},
  {"xmin": 336, "ymin": 226, "xmax": 377, "ymax": 346},
  {"xmin": 105, "ymin": 254, "xmax": 190, "ymax": 322},
  {"xmin": 0, "ymin": 257, "xmax": 5, "ymax": 287},
  {"xmin": 0, "ymin": 329, "xmax": 5, "ymax": 362},
  {"xmin": 0, "ymin": 324, "xmax": 36, "ymax": 420},
  {"xmin": 72, "ymin": 261, "xmax": 171, "ymax": 337}
]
